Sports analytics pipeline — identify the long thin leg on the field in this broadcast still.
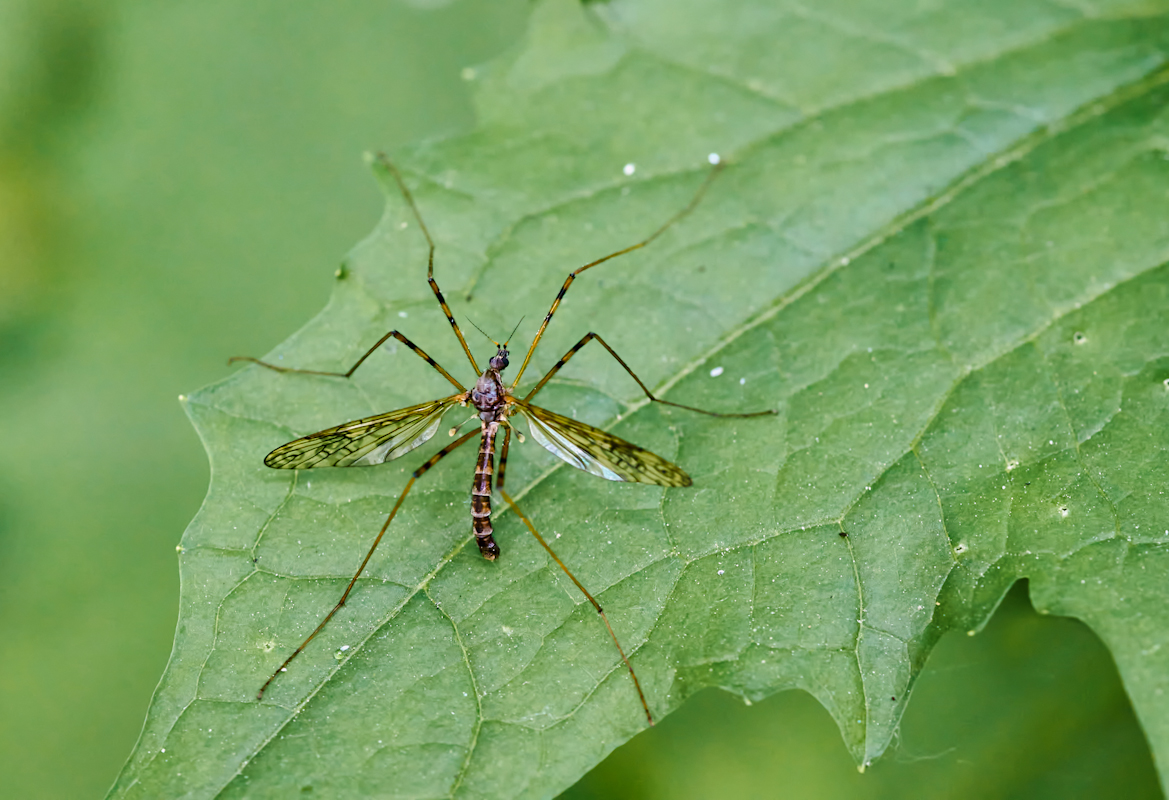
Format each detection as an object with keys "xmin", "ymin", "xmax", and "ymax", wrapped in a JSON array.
[
  {"xmin": 510, "ymin": 163, "xmax": 724, "ymax": 389},
  {"xmin": 230, "ymin": 330, "xmax": 465, "ymax": 392},
  {"xmin": 496, "ymin": 424, "xmax": 512, "ymax": 493},
  {"xmin": 257, "ymin": 427, "xmax": 480, "ymax": 699},
  {"xmin": 375, "ymin": 154, "xmax": 481, "ymax": 375},
  {"xmin": 524, "ymin": 332, "xmax": 776, "ymax": 418},
  {"xmin": 499, "ymin": 488, "xmax": 654, "ymax": 727}
]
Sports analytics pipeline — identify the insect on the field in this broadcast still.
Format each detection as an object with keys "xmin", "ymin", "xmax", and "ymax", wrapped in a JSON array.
[{"xmin": 231, "ymin": 155, "xmax": 775, "ymax": 725}]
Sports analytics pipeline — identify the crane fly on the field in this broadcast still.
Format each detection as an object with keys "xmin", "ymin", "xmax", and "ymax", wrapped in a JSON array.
[{"xmin": 231, "ymin": 154, "xmax": 775, "ymax": 726}]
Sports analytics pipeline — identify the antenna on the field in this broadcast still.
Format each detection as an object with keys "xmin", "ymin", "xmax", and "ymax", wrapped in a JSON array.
[
  {"xmin": 465, "ymin": 316, "xmax": 499, "ymax": 346},
  {"xmin": 466, "ymin": 315, "xmax": 524, "ymax": 349},
  {"xmin": 503, "ymin": 316, "xmax": 525, "ymax": 347}
]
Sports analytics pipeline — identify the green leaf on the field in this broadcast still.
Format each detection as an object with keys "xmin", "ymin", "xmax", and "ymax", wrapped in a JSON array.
[{"xmin": 111, "ymin": 0, "xmax": 1169, "ymax": 796}]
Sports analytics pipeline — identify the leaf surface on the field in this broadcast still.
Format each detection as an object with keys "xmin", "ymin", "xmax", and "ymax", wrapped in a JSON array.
[{"xmin": 112, "ymin": 1, "xmax": 1169, "ymax": 797}]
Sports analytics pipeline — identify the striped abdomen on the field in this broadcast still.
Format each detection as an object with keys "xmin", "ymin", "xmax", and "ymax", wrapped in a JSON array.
[{"xmin": 471, "ymin": 422, "xmax": 501, "ymax": 560}]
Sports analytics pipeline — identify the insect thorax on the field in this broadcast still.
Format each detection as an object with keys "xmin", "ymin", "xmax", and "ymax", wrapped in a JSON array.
[{"xmin": 471, "ymin": 369, "xmax": 508, "ymax": 422}]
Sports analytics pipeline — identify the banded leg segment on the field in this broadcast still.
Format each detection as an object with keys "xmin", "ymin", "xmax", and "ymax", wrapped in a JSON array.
[
  {"xmin": 257, "ymin": 427, "xmax": 480, "ymax": 700},
  {"xmin": 499, "ymin": 488, "xmax": 654, "ymax": 727},
  {"xmin": 230, "ymin": 330, "xmax": 466, "ymax": 392},
  {"xmin": 510, "ymin": 163, "xmax": 724, "ymax": 389},
  {"xmin": 524, "ymin": 332, "xmax": 777, "ymax": 418},
  {"xmin": 375, "ymin": 154, "xmax": 481, "ymax": 375}
]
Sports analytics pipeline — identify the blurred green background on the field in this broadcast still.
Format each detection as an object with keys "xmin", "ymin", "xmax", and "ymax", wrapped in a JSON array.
[{"xmin": 0, "ymin": 1, "xmax": 1160, "ymax": 798}]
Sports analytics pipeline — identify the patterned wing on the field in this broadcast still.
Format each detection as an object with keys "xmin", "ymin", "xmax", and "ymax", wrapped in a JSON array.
[
  {"xmin": 265, "ymin": 394, "xmax": 464, "ymax": 469},
  {"xmin": 511, "ymin": 399, "xmax": 691, "ymax": 487}
]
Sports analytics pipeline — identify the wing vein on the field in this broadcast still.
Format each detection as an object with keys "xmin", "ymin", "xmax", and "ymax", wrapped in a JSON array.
[
  {"xmin": 509, "ymin": 398, "xmax": 691, "ymax": 487},
  {"xmin": 265, "ymin": 394, "xmax": 465, "ymax": 469}
]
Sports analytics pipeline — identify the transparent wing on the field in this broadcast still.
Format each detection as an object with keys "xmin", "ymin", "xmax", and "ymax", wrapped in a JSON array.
[
  {"xmin": 511, "ymin": 399, "xmax": 691, "ymax": 487},
  {"xmin": 265, "ymin": 394, "xmax": 464, "ymax": 469}
]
